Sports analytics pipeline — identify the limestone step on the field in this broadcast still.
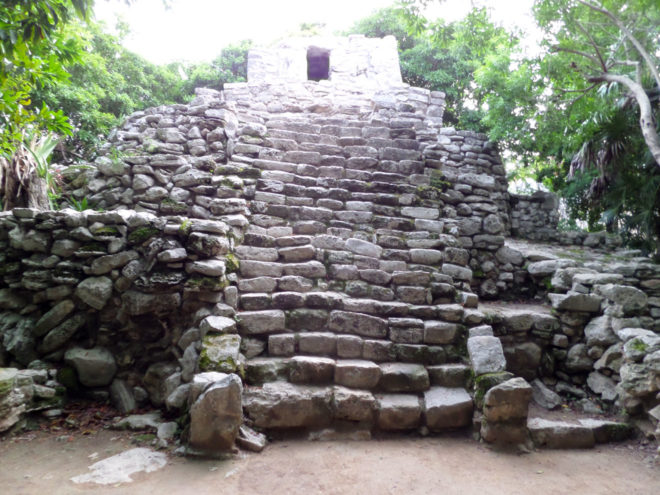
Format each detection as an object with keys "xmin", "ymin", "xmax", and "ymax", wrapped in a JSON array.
[
  {"xmin": 242, "ymin": 381, "xmax": 474, "ymax": 432},
  {"xmin": 245, "ymin": 357, "xmax": 434, "ymax": 393},
  {"xmin": 527, "ymin": 417, "xmax": 634, "ymax": 449}
]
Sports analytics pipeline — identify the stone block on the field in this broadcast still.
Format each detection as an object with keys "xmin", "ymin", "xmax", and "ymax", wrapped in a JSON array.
[
  {"xmin": 238, "ymin": 310, "xmax": 286, "ymax": 335},
  {"xmin": 424, "ymin": 387, "xmax": 473, "ymax": 430},
  {"xmin": 483, "ymin": 377, "xmax": 532, "ymax": 422},
  {"xmin": 333, "ymin": 386, "xmax": 376, "ymax": 422},
  {"xmin": 243, "ymin": 382, "xmax": 333, "ymax": 428},
  {"xmin": 527, "ymin": 418, "xmax": 595, "ymax": 449},
  {"xmin": 189, "ymin": 374, "xmax": 243, "ymax": 453},
  {"xmin": 289, "ymin": 356, "xmax": 335, "ymax": 384},
  {"xmin": 376, "ymin": 394, "xmax": 422, "ymax": 430},
  {"xmin": 467, "ymin": 336, "xmax": 506, "ymax": 376},
  {"xmin": 298, "ymin": 332, "xmax": 337, "ymax": 356},
  {"xmin": 379, "ymin": 363, "xmax": 429, "ymax": 392},
  {"xmin": 334, "ymin": 360, "xmax": 381, "ymax": 389}
]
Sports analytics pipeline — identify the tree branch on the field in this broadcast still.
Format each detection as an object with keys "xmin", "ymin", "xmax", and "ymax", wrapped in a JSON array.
[
  {"xmin": 577, "ymin": 0, "xmax": 660, "ymax": 91},
  {"xmin": 574, "ymin": 18, "xmax": 607, "ymax": 72},
  {"xmin": 553, "ymin": 45, "xmax": 601, "ymax": 66},
  {"xmin": 588, "ymin": 72, "xmax": 660, "ymax": 167}
]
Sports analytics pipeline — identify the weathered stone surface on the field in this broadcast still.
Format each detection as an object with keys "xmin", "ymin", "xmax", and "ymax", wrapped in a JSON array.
[
  {"xmin": 424, "ymin": 387, "xmax": 473, "ymax": 430},
  {"xmin": 38, "ymin": 313, "xmax": 86, "ymax": 354},
  {"xmin": 376, "ymin": 394, "xmax": 421, "ymax": 430},
  {"xmin": 527, "ymin": 418, "xmax": 595, "ymax": 449},
  {"xmin": 122, "ymin": 291, "xmax": 181, "ymax": 316},
  {"xmin": 199, "ymin": 334, "xmax": 242, "ymax": 373},
  {"xmin": 482, "ymin": 377, "xmax": 532, "ymax": 422},
  {"xmin": 244, "ymin": 358, "xmax": 288, "ymax": 384},
  {"xmin": 243, "ymin": 382, "xmax": 333, "ymax": 428},
  {"xmin": 328, "ymin": 311, "xmax": 387, "ymax": 338},
  {"xmin": 289, "ymin": 356, "xmax": 335, "ymax": 384},
  {"xmin": 531, "ymin": 379, "xmax": 562, "ymax": 410},
  {"xmin": 238, "ymin": 310, "xmax": 285, "ymax": 334},
  {"xmin": 90, "ymin": 251, "xmax": 139, "ymax": 275},
  {"xmin": 503, "ymin": 342, "xmax": 541, "ymax": 381},
  {"xmin": 143, "ymin": 362, "xmax": 179, "ymax": 407},
  {"xmin": 333, "ymin": 386, "xmax": 376, "ymax": 422},
  {"xmin": 76, "ymin": 277, "xmax": 113, "ymax": 310},
  {"xmin": 565, "ymin": 343, "xmax": 594, "ymax": 372},
  {"xmin": 200, "ymin": 315, "xmax": 236, "ymax": 335},
  {"xmin": 33, "ymin": 299, "xmax": 75, "ymax": 337},
  {"xmin": 423, "ymin": 321, "xmax": 459, "ymax": 344},
  {"xmin": 467, "ymin": 336, "xmax": 506, "ymax": 375},
  {"xmin": 594, "ymin": 284, "xmax": 648, "ymax": 315},
  {"xmin": 427, "ymin": 364, "xmax": 471, "ymax": 388},
  {"xmin": 379, "ymin": 363, "xmax": 429, "ymax": 392},
  {"xmin": 577, "ymin": 418, "xmax": 634, "ymax": 444},
  {"xmin": 334, "ymin": 360, "xmax": 381, "ymax": 389},
  {"xmin": 345, "ymin": 238, "xmax": 382, "ymax": 258},
  {"xmin": 586, "ymin": 371, "xmax": 618, "ymax": 402},
  {"xmin": 237, "ymin": 424, "xmax": 268, "ymax": 452},
  {"xmin": 584, "ymin": 316, "xmax": 618, "ymax": 347},
  {"xmin": 110, "ymin": 379, "xmax": 137, "ymax": 414},
  {"xmin": 548, "ymin": 293, "xmax": 602, "ymax": 313},
  {"xmin": 189, "ymin": 373, "xmax": 243, "ymax": 453},
  {"xmin": 64, "ymin": 347, "xmax": 117, "ymax": 387}
]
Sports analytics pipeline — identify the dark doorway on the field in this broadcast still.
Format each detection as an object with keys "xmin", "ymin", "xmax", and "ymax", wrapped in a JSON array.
[{"xmin": 307, "ymin": 46, "xmax": 330, "ymax": 81}]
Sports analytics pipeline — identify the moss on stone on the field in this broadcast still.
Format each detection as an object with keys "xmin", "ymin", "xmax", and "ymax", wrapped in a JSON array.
[
  {"xmin": 56, "ymin": 366, "xmax": 80, "ymax": 392},
  {"xmin": 629, "ymin": 338, "xmax": 648, "ymax": 352},
  {"xmin": 93, "ymin": 226, "xmax": 120, "ymax": 236},
  {"xmin": 128, "ymin": 226, "xmax": 159, "ymax": 244},
  {"xmin": 224, "ymin": 253, "xmax": 240, "ymax": 273},
  {"xmin": 178, "ymin": 219, "xmax": 192, "ymax": 236},
  {"xmin": 185, "ymin": 276, "xmax": 228, "ymax": 291},
  {"xmin": 474, "ymin": 371, "xmax": 514, "ymax": 409},
  {"xmin": 160, "ymin": 198, "xmax": 188, "ymax": 213},
  {"xmin": 79, "ymin": 242, "xmax": 106, "ymax": 252}
]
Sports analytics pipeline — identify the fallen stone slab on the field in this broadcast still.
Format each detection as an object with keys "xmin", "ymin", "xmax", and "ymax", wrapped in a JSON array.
[
  {"xmin": 577, "ymin": 418, "xmax": 634, "ymax": 444},
  {"xmin": 237, "ymin": 424, "xmax": 267, "ymax": 452},
  {"xmin": 424, "ymin": 387, "xmax": 473, "ymax": 430},
  {"xmin": 467, "ymin": 336, "xmax": 506, "ymax": 376},
  {"xmin": 530, "ymin": 379, "xmax": 562, "ymax": 410},
  {"xmin": 71, "ymin": 448, "xmax": 167, "ymax": 485},
  {"xmin": 112, "ymin": 412, "xmax": 162, "ymax": 431},
  {"xmin": 189, "ymin": 373, "xmax": 243, "ymax": 453},
  {"xmin": 527, "ymin": 418, "xmax": 595, "ymax": 449}
]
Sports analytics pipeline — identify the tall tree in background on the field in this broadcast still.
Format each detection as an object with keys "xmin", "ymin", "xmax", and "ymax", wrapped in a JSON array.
[
  {"xmin": 347, "ymin": 6, "xmax": 519, "ymax": 131},
  {"xmin": 0, "ymin": 0, "xmax": 93, "ymax": 208}
]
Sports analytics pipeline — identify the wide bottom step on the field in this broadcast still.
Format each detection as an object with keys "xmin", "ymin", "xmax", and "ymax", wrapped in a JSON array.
[{"xmin": 243, "ymin": 381, "xmax": 473, "ymax": 432}]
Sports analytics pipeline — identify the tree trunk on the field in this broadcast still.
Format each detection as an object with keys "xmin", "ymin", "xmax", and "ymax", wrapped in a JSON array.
[{"xmin": 588, "ymin": 73, "xmax": 660, "ymax": 168}]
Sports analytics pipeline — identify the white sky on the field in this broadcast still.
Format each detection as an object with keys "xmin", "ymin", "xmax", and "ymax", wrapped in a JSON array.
[{"xmin": 95, "ymin": 0, "xmax": 536, "ymax": 65}]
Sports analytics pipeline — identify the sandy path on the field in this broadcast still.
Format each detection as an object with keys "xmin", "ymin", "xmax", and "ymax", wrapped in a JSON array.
[{"xmin": 0, "ymin": 430, "xmax": 658, "ymax": 495}]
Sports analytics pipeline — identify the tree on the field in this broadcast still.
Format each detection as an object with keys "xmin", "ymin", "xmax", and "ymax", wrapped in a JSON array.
[
  {"xmin": 179, "ymin": 40, "xmax": 252, "ymax": 96},
  {"xmin": 32, "ymin": 19, "xmax": 186, "ymax": 160},
  {"xmin": 535, "ymin": 0, "xmax": 660, "ymax": 167},
  {"xmin": 348, "ymin": 6, "xmax": 519, "ymax": 130},
  {"xmin": 0, "ymin": 0, "xmax": 93, "ymax": 209}
]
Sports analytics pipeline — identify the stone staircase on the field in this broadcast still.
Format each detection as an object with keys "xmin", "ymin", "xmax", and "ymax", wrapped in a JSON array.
[{"xmin": 215, "ymin": 99, "xmax": 481, "ymax": 433}]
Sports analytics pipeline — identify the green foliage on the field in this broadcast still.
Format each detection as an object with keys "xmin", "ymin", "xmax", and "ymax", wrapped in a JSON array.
[
  {"xmin": 67, "ymin": 196, "xmax": 88, "ymax": 211},
  {"xmin": 348, "ymin": 6, "xmax": 518, "ymax": 130},
  {"xmin": 179, "ymin": 40, "xmax": 252, "ymax": 95},
  {"xmin": 31, "ymin": 20, "xmax": 186, "ymax": 160},
  {"xmin": 0, "ymin": 1, "xmax": 92, "ymax": 158}
]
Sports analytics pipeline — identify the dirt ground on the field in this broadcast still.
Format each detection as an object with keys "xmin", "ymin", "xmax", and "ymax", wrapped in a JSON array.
[{"xmin": 1, "ymin": 428, "xmax": 658, "ymax": 495}]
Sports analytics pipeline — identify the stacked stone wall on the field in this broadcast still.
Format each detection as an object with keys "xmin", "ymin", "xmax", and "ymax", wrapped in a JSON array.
[{"xmin": 0, "ymin": 207, "xmax": 236, "ymax": 417}]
